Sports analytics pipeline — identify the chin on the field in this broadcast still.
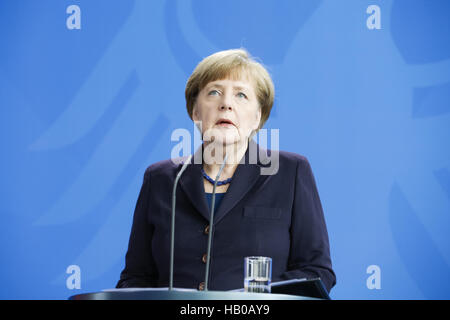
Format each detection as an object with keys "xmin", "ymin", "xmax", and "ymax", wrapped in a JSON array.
[
  {"xmin": 221, "ymin": 132, "xmax": 241, "ymax": 145},
  {"xmin": 203, "ymin": 128, "xmax": 238, "ymax": 144},
  {"xmin": 206, "ymin": 136, "xmax": 239, "ymax": 146}
]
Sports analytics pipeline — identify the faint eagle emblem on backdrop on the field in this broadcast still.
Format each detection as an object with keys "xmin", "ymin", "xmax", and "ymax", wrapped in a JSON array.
[
  {"xmin": 277, "ymin": 0, "xmax": 450, "ymax": 299},
  {"xmin": 31, "ymin": 0, "xmax": 322, "ymax": 286},
  {"xmin": 28, "ymin": 0, "xmax": 450, "ymax": 297}
]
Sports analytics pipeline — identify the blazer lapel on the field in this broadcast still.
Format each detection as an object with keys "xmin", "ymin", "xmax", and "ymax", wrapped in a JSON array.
[
  {"xmin": 179, "ymin": 149, "xmax": 211, "ymax": 222},
  {"xmin": 213, "ymin": 159, "xmax": 261, "ymax": 225},
  {"xmin": 179, "ymin": 140, "xmax": 273, "ymax": 224},
  {"xmin": 214, "ymin": 140, "xmax": 271, "ymax": 225}
]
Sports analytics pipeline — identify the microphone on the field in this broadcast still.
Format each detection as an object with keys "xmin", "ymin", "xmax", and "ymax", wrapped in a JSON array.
[
  {"xmin": 169, "ymin": 154, "xmax": 193, "ymax": 291},
  {"xmin": 204, "ymin": 153, "xmax": 229, "ymax": 291}
]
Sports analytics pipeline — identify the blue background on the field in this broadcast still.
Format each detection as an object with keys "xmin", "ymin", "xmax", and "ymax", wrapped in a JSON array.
[{"xmin": 1, "ymin": 0, "xmax": 449, "ymax": 299}]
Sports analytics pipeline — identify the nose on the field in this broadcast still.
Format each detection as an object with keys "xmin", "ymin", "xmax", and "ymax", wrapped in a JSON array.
[{"xmin": 219, "ymin": 93, "xmax": 233, "ymax": 111}]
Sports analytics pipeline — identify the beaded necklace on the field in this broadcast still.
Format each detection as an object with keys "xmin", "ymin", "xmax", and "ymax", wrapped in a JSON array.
[{"xmin": 201, "ymin": 167, "xmax": 232, "ymax": 186}]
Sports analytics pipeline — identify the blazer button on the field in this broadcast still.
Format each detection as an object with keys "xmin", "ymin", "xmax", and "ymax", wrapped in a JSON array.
[
  {"xmin": 198, "ymin": 282, "xmax": 205, "ymax": 291},
  {"xmin": 202, "ymin": 253, "xmax": 207, "ymax": 264},
  {"xmin": 204, "ymin": 225, "xmax": 210, "ymax": 235}
]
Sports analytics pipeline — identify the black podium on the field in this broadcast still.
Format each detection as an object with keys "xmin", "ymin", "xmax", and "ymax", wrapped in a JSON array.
[
  {"xmin": 69, "ymin": 289, "xmax": 317, "ymax": 300},
  {"xmin": 69, "ymin": 279, "xmax": 328, "ymax": 300}
]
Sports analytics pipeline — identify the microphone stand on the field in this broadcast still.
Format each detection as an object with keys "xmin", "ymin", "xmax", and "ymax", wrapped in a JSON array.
[
  {"xmin": 169, "ymin": 154, "xmax": 192, "ymax": 291},
  {"xmin": 204, "ymin": 153, "xmax": 229, "ymax": 291}
]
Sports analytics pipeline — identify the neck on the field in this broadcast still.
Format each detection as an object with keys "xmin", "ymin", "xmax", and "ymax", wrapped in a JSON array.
[{"xmin": 202, "ymin": 139, "xmax": 248, "ymax": 179}]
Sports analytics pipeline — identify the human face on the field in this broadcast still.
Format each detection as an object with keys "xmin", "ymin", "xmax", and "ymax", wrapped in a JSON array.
[{"xmin": 192, "ymin": 78, "xmax": 261, "ymax": 146}]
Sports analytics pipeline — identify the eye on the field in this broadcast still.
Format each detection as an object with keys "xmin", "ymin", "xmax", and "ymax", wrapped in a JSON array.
[
  {"xmin": 208, "ymin": 89, "xmax": 220, "ymax": 96},
  {"xmin": 236, "ymin": 92, "xmax": 247, "ymax": 99}
]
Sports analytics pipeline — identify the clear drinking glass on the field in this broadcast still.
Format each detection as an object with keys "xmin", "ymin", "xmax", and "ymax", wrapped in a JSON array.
[{"xmin": 244, "ymin": 256, "xmax": 272, "ymax": 293}]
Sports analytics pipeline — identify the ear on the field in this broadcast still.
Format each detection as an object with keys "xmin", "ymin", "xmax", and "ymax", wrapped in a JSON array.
[
  {"xmin": 192, "ymin": 103, "xmax": 200, "ymax": 122},
  {"xmin": 254, "ymin": 107, "xmax": 262, "ymax": 130}
]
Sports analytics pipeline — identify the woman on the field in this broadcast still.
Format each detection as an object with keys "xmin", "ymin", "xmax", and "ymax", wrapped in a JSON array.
[{"xmin": 116, "ymin": 49, "xmax": 336, "ymax": 292}]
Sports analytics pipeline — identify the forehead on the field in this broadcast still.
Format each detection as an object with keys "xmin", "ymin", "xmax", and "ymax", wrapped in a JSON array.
[
  {"xmin": 199, "ymin": 64, "xmax": 255, "ymax": 87},
  {"xmin": 205, "ymin": 78, "xmax": 254, "ymax": 91}
]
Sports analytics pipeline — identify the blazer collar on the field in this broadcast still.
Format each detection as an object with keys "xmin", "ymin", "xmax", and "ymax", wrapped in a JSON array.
[{"xmin": 179, "ymin": 139, "xmax": 272, "ymax": 224}]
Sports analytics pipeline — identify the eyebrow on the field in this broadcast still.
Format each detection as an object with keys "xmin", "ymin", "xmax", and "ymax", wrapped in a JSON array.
[{"xmin": 207, "ymin": 83, "xmax": 250, "ymax": 91}]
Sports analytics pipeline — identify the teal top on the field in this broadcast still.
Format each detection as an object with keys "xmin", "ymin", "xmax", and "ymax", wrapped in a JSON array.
[{"xmin": 205, "ymin": 192, "xmax": 225, "ymax": 213}]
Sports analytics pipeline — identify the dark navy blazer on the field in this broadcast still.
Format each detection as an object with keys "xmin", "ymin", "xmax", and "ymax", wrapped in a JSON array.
[{"xmin": 116, "ymin": 141, "xmax": 336, "ymax": 292}]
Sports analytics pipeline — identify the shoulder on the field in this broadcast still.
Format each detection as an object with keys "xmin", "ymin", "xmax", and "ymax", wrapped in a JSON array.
[
  {"xmin": 278, "ymin": 151, "xmax": 314, "ymax": 180},
  {"xmin": 142, "ymin": 156, "xmax": 186, "ymax": 181},
  {"xmin": 275, "ymin": 151, "xmax": 319, "ymax": 190},
  {"xmin": 255, "ymin": 144, "xmax": 313, "ymax": 177},
  {"xmin": 278, "ymin": 150, "xmax": 309, "ymax": 165},
  {"xmin": 266, "ymin": 148, "xmax": 311, "ymax": 169}
]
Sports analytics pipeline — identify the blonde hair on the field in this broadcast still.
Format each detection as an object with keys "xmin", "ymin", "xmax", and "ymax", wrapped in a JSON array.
[{"xmin": 185, "ymin": 48, "xmax": 275, "ymax": 129}]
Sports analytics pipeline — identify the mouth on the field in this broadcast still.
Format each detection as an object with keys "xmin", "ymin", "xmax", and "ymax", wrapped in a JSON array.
[{"xmin": 215, "ymin": 118, "xmax": 235, "ymax": 128}]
